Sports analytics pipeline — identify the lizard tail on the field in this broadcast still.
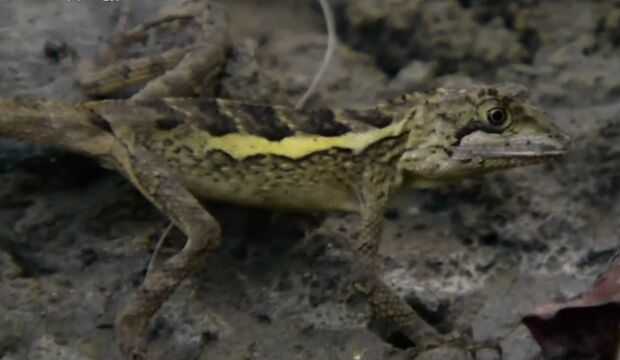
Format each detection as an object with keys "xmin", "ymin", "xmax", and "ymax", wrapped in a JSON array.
[{"xmin": 0, "ymin": 98, "xmax": 117, "ymax": 157}]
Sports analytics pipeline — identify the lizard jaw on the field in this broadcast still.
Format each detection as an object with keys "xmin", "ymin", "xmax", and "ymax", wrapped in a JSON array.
[
  {"xmin": 451, "ymin": 143, "xmax": 567, "ymax": 161},
  {"xmin": 451, "ymin": 130, "xmax": 570, "ymax": 162}
]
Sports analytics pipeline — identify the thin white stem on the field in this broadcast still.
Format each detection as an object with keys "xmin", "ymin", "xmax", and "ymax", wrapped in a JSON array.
[
  {"xmin": 146, "ymin": 221, "xmax": 174, "ymax": 278},
  {"xmin": 295, "ymin": 0, "xmax": 337, "ymax": 110}
]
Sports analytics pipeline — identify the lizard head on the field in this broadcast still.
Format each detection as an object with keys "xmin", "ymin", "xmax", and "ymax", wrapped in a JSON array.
[{"xmin": 395, "ymin": 84, "xmax": 570, "ymax": 187}]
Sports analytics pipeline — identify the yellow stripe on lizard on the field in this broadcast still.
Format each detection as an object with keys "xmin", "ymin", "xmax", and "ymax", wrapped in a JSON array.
[{"xmin": 203, "ymin": 119, "xmax": 408, "ymax": 159}]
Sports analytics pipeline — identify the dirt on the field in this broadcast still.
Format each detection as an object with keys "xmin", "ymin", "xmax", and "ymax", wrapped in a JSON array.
[{"xmin": 0, "ymin": 0, "xmax": 618, "ymax": 359}]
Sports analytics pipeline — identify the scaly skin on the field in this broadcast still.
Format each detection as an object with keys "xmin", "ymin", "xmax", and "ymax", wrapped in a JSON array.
[
  {"xmin": 0, "ymin": 83, "xmax": 569, "ymax": 358},
  {"xmin": 0, "ymin": 1, "xmax": 570, "ymax": 359}
]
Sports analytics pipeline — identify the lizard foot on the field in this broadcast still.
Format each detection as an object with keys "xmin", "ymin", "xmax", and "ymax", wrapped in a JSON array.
[
  {"xmin": 116, "ymin": 312, "xmax": 150, "ymax": 360},
  {"xmin": 117, "ymin": 329, "xmax": 148, "ymax": 360},
  {"xmin": 412, "ymin": 332, "xmax": 502, "ymax": 360}
]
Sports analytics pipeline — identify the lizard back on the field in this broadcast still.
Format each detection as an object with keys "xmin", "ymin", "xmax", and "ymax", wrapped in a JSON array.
[{"xmin": 90, "ymin": 98, "xmax": 412, "ymax": 213}]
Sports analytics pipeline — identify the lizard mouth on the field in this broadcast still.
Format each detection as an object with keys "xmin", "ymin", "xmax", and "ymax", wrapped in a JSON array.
[{"xmin": 451, "ymin": 143, "xmax": 568, "ymax": 161}]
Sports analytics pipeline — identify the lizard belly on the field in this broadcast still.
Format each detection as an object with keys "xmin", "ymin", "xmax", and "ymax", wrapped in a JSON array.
[
  {"xmin": 163, "ymin": 150, "xmax": 360, "ymax": 213},
  {"xmin": 185, "ymin": 176, "xmax": 358, "ymax": 213}
]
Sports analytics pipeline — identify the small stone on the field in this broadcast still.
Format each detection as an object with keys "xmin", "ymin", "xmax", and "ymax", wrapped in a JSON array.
[
  {"xmin": 391, "ymin": 61, "xmax": 434, "ymax": 91},
  {"xmin": 27, "ymin": 335, "xmax": 91, "ymax": 360},
  {"xmin": 475, "ymin": 348, "xmax": 501, "ymax": 360},
  {"xmin": 415, "ymin": 347, "xmax": 471, "ymax": 360}
]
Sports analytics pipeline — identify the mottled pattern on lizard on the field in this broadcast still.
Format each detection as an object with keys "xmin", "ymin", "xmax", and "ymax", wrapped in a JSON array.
[
  {"xmin": 0, "ymin": 1, "xmax": 570, "ymax": 359},
  {"xmin": 0, "ymin": 82, "xmax": 569, "ymax": 358}
]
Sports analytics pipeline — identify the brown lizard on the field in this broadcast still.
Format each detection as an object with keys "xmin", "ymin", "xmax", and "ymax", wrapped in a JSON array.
[{"xmin": 0, "ymin": 1, "xmax": 570, "ymax": 358}]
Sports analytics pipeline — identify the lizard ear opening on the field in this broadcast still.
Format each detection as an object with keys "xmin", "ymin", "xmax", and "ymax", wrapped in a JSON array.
[{"xmin": 396, "ymin": 146, "xmax": 458, "ymax": 186}]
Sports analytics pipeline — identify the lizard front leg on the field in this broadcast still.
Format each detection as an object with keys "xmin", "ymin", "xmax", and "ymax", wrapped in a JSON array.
[
  {"xmin": 353, "ymin": 177, "xmax": 442, "ymax": 350},
  {"xmin": 354, "ymin": 175, "xmax": 502, "ymax": 357},
  {"xmin": 111, "ymin": 143, "xmax": 221, "ymax": 359}
]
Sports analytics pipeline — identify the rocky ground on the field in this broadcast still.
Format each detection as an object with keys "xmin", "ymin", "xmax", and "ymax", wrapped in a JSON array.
[{"xmin": 0, "ymin": 0, "xmax": 618, "ymax": 359}]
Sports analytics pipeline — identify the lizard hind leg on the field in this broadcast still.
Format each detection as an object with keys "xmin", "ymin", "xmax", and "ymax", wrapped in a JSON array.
[
  {"xmin": 113, "ymin": 144, "xmax": 221, "ymax": 359},
  {"xmin": 76, "ymin": 1, "xmax": 229, "ymax": 99}
]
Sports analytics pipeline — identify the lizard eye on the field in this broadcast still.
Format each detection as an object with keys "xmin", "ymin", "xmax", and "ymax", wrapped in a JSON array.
[{"xmin": 487, "ymin": 107, "xmax": 507, "ymax": 126}]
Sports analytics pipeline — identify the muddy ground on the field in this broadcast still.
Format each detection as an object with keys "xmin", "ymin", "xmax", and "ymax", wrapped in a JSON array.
[{"xmin": 0, "ymin": 0, "xmax": 618, "ymax": 359}]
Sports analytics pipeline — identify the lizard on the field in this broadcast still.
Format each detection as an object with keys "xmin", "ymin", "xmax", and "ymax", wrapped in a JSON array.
[{"xmin": 0, "ymin": 1, "xmax": 570, "ymax": 359}]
